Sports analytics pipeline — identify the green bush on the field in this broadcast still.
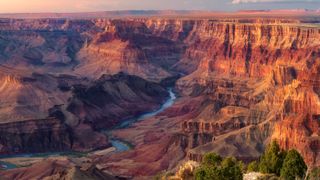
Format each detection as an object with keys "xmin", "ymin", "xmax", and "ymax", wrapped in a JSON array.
[
  {"xmin": 194, "ymin": 153, "xmax": 243, "ymax": 180},
  {"xmin": 202, "ymin": 152, "xmax": 222, "ymax": 166},
  {"xmin": 194, "ymin": 142, "xmax": 309, "ymax": 180},
  {"xmin": 259, "ymin": 140, "xmax": 286, "ymax": 175},
  {"xmin": 280, "ymin": 149, "xmax": 307, "ymax": 180},
  {"xmin": 247, "ymin": 161, "xmax": 259, "ymax": 172},
  {"xmin": 221, "ymin": 157, "xmax": 243, "ymax": 180}
]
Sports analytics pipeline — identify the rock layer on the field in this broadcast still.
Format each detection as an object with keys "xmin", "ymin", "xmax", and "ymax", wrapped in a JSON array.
[
  {"xmin": 67, "ymin": 73, "xmax": 169, "ymax": 130},
  {"xmin": 0, "ymin": 68, "xmax": 169, "ymax": 154},
  {"xmin": 173, "ymin": 19, "xmax": 320, "ymax": 167},
  {"xmin": 0, "ymin": 16, "xmax": 319, "ymax": 178}
]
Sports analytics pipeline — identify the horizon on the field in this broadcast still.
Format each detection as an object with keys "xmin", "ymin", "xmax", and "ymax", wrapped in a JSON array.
[
  {"xmin": 0, "ymin": 9, "xmax": 318, "ymax": 14},
  {"xmin": 0, "ymin": 0, "xmax": 320, "ymax": 14}
]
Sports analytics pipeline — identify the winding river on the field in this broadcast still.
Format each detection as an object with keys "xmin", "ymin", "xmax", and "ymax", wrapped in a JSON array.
[
  {"xmin": 0, "ymin": 88, "xmax": 177, "ymax": 169},
  {"xmin": 110, "ymin": 88, "xmax": 177, "ymax": 152}
]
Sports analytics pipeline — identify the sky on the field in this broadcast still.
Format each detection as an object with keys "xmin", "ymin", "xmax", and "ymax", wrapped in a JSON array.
[{"xmin": 0, "ymin": 0, "xmax": 319, "ymax": 13}]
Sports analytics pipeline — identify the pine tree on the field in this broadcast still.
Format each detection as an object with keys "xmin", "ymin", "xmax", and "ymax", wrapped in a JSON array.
[
  {"xmin": 280, "ymin": 149, "xmax": 307, "ymax": 180},
  {"xmin": 194, "ymin": 153, "xmax": 243, "ymax": 180},
  {"xmin": 259, "ymin": 140, "xmax": 286, "ymax": 175}
]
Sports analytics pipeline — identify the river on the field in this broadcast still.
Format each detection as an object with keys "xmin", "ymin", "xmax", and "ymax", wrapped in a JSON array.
[
  {"xmin": 0, "ymin": 88, "xmax": 177, "ymax": 169},
  {"xmin": 110, "ymin": 88, "xmax": 177, "ymax": 152}
]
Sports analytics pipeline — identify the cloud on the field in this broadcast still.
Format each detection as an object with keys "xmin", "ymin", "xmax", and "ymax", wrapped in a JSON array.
[{"xmin": 231, "ymin": 0, "xmax": 318, "ymax": 4}]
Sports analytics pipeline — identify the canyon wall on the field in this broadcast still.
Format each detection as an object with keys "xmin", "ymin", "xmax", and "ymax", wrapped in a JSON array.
[
  {"xmin": 174, "ymin": 20, "xmax": 320, "ymax": 167},
  {"xmin": 67, "ymin": 73, "xmax": 169, "ymax": 130},
  {"xmin": 0, "ymin": 118, "xmax": 73, "ymax": 154},
  {"xmin": 0, "ymin": 63, "xmax": 169, "ymax": 154},
  {"xmin": 2, "ymin": 18, "xmax": 318, "ymax": 80},
  {"xmin": 0, "ymin": 17, "xmax": 319, "ymax": 176}
]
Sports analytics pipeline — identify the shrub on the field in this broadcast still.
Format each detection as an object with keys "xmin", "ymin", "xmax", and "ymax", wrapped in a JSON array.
[
  {"xmin": 247, "ymin": 161, "xmax": 259, "ymax": 172},
  {"xmin": 202, "ymin": 153, "xmax": 222, "ymax": 166},
  {"xmin": 221, "ymin": 157, "xmax": 243, "ymax": 180},
  {"xmin": 259, "ymin": 140, "xmax": 286, "ymax": 175},
  {"xmin": 195, "ymin": 167, "xmax": 207, "ymax": 180},
  {"xmin": 280, "ymin": 149, "xmax": 307, "ymax": 180},
  {"xmin": 194, "ymin": 153, "xmax": 243, "ymax": 180}
]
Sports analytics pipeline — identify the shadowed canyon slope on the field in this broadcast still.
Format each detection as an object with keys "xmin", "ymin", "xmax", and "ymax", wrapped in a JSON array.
[
  {"xmin": 0, "ymin": 15, "xmax": 319, "ymax": 179},
  {"xmin": 0, "ymin": 65, "xmax": 169, "ymax": 155}
]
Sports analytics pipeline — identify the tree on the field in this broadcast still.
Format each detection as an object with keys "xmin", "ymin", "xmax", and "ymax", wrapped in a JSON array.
[
  {"xmin": 195, "ymin": 153, "xmax": 222, "ymax": 180},
  {"xmin": 202, "ymin": 153, "xmax": 222, "ymax": 166},
  {"xmin": 221, "ymin": 157, "xmax": 243, "ymax": 180},
  {"xmin": 194, "ymin": 153, "xmax": 243, "ymax": 180},
  {"xmin": 280, "ymin": 149, "xmax": 307, "ymax": 180},
  {"xmin": 195, "ymin": 165, "xmax": 221, "ymax": 180},
  {"xmin": 247, "ymin": 161, "xmax": 259, "ymax": 172},
  {"xmin": 259, "ymin": 140, "xmax": 286, "ymax": 175},
  {"xmin": 195, "ymin": 168, "xmax": 207, "ymax": 180}
]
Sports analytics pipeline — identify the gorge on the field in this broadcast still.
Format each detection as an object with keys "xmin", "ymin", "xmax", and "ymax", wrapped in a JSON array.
[{"xmin": 0, "ymin": 12, "xmax": 319, "ymax": 179}]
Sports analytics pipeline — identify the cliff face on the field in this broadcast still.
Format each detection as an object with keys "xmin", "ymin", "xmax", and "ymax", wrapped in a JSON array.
[
  {"xmin": 0, "ymin": 67, "xmax": 109, "ymax": 154},
  {"xmin": 67, "ymin": 73, "xmax": 169, "ymax": 130},
  {"xmin": 85, "ymin": 18, "xmax": 319, "ymax": 170},
  {"xmin": 0, "ymin": 67, "xmax": 71, "ymax": 122},
  {"xmin": 0, "ymin": 19, "xmax": 188, "ymax": 81},
  {"xmin": 0, "ymin": 64, "xmax": 168, "ymax": 154},
  {"xmin": 0, "ymin": 116, "xmax": 109, "ymax": 154},
  {"xmin": 174, "ymin": 20, "xmax": 320, "ymax": 167},
  {"xmin": 0, "ymin": 158, "xmax": 117, "ymax": 180},
  {"xmin": 3, "ymin": 18, "xmax": 318, "ymax": 80},
  {"xmin": 0, "ymin": 118, "xmax": 73, "ymax": 154}
]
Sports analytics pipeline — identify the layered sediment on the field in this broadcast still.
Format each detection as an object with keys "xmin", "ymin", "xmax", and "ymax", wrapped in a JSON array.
[{"xmin": 0, "ymin": 16, "xmax": 319, "ymax": 178}]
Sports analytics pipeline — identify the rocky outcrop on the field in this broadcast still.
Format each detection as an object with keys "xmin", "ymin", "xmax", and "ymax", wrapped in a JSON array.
[
  {"xmin": 0, "ymin": 158, "xmax": 116, "ymax": 180},
  {"xmin": 273, "ymin": 114, "xmax": 320, "ymax": 168},
  {"xmin": 178, "ymin": 21, "xmax": 320, "ymax": 77},
  {"xmin": 0, "ymin": 69, "xmax": 169, "ymax": 154},
  {"xmin": 74, "ymin": 19, "xmax": 190, "ymax": 81},
  {"xmin": 67, "ymin": 73, "xmax": 169, "ymax": 130},
  {"xmin": 0, "ymin": 114, "xmax": 108, "ymax": 155},
  {"xmin": 0, "ymin": 19, "xmax": 187, "ymax": 81},
  {"xmin": 178, "ymin": 72, "xmax": 320, "ymax": 167},
  {"xmin": 0, "ymin": 67, "xmax": 74, "ymax": 122},
  {"xmin": 171, "ymin": 19, "xmax": 320, "ymax": 167},
  {"xmin": 0, "ymin": 66, "xmax": 110, "ymax": 154},
  {"xmin": 0, "ymin": 118, "xmax": 74, "ymax": 154}
]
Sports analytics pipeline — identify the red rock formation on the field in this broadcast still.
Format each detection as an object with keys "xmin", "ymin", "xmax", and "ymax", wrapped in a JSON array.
[
  {"xmin": 0, "ymin": 158, "xmax": 116, "ymax": 180},
  {"xmin": 0, "ymin": 67, "xmax": 109, "ymax": 154},
  {"xmin": 67, "ymin": 73, "xmax": 169, "ymax": 130},
  {"xmin": 0, "ymin": 16, "xmax": 319, "ymax": 178},
  {"xmin": 0, "ymin": 69, "xmax": 169, "ymax": 154},
  {"xmin": 173, "ymin": 19, "xmax": 320, "ymax": 167},
  {"xmin": 96, "ymin": 18, "xmax": 320, "ymax": 177},
  {"xmin": 0, "ymin": 117, "xmax": 107, "ymax": 154}
]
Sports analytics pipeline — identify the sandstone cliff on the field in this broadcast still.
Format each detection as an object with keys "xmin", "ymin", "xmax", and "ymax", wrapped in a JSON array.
[
  {"xmin": 174, "ymin": 20, "xmax": 320, "ymax": 167},
  {"xmin": 96, "ymin": 18, "xmax": 320, "ymax": 178}
]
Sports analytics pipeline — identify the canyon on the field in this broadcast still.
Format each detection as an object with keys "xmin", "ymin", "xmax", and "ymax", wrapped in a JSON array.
[{"xmin": 0, "ymin": 13, "xmax": 319, "ymax": 179}]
